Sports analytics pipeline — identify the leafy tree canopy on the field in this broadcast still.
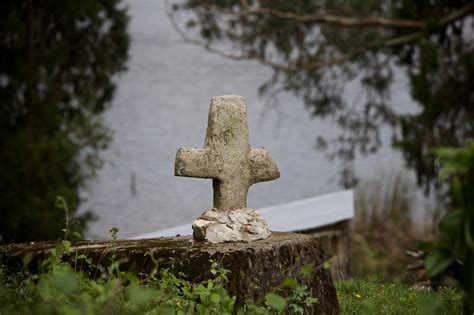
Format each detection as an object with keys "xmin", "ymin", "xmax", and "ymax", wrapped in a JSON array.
[
  {"xmin": 169, "ymin": 0, "xmax": 474, "ymax": 189},
  {"xmin": 0, "ymin": 0, "xmax": 129, "ymax": 242}
]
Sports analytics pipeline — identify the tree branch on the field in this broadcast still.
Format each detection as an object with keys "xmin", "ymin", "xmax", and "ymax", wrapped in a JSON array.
[
  {"xmin": 384, "ymin": 32, "xmax": 423, "ymax": 47},
  {"xmin": 440, "ymin": 2, "xmax": 474, "ymax": 25},
  {"xmin": 167, "ymin": 1, "xmax": 474, "ymax": 71},
  {"xmin": 239, "ymin": 2, "xmax": 474, "ymax": 29},
  {"xmin": 167, "ymin": 8, "xmax": 248, "ymax": 61},
  {"xmin": 382, "ymin": 2, "xmax": 474, "ymax": 47},
  {"xmin": 241, "ymin": 8, "xmax": 425, "ymax": 29}
]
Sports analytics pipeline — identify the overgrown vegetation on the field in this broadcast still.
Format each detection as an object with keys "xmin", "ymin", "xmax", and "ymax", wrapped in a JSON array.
[
  {"xmin": 421, "ymin": 141, "xmax": 474, "ymax": 313},
  {"xmin": 350, "ymin": 141, "xmax": 474, "ymax": 313},
  {"xmin": 0, "ymin": 239, "xmax": 462, "ymax": 315},
  {"xmin": 0, "ymin": 233, "xmax": 319, "ymax": 314},
  {"xmin": 337, "ymin": 278, "xmax": 462, "ymax": 314}
]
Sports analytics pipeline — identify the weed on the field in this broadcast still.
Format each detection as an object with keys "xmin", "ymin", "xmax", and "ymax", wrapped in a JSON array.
[
  {"xmin": 0, "ymin": 238, "xmax": 319, "ymax": 314},
  {"xmin": 336, "ymin": 277, "xmax": 462, "ymax": 314}
]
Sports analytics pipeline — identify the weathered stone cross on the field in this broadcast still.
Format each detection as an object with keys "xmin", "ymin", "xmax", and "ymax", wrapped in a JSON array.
[{"xmin": 175, "ymin": 95, "xmax": 280, "ymax": 212}]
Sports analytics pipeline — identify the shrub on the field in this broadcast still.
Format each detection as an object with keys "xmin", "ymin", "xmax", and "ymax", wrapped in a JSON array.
[{"xmin": 422, "ymin": 140, "xmax": 474, "ymax": 313}]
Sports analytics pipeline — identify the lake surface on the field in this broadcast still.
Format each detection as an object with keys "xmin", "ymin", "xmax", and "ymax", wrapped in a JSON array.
[{"xmin": 79, "ymin": 0, "xmax": 420, "ymax": 239}]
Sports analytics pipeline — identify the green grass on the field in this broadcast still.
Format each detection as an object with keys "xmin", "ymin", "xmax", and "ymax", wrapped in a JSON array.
[{"xmin": 336, "ymin": 278, "xmax": 462, "ymax": 315}]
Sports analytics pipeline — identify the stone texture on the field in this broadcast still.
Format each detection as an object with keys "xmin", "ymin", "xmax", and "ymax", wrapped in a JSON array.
[
  {"xmin": 175, "ymin": 95, "xmax": 280, "ymax": 242},
  {"xmin": 3, "ymin": 232, "xmax": 339, "ymax": 314},
  {"xmin": 192, "ymin": 208, "xmax": 271, "ymax": 243}
]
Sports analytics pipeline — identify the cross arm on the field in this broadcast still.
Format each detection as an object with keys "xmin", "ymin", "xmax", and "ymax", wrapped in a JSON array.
[
  {"xmin": 175, "ymin": 148, "xmax": 218, "ymax": 179},
  {"xmin": 249, "ymin": 148, "xmax": 280, "ymax": 183}
]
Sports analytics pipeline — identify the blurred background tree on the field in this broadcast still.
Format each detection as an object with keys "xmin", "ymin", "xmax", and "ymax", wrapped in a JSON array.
[
  {"xmin": 169, "ymin": 0, "xmax": 474, "ymax": 191},
  {"xmin": 0, "ymin": 0, "xmax": 129, "ymax": 242}
]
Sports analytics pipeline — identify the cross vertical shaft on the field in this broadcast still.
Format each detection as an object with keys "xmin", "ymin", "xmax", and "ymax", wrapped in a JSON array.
[{"xmin": 175, "ymin": 95, "xmax": 280, "ymax": 212}]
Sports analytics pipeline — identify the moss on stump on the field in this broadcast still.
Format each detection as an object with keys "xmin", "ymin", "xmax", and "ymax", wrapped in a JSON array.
[{"xmin": 4, "ymin": 232, "xmax": 339, "ymax": 314}]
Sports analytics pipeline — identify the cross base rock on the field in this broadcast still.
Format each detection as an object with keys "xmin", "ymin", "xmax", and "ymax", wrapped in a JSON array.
[{"xmin": 192, "ymin": 208, "xmax": 271, "ymax": 243}]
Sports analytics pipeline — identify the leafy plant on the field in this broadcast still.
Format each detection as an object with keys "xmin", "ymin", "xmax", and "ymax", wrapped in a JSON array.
[
  {"xmin": 0, "ymin": 239, "xmax": 320, "ymax": 314},
  {"xmin": 422, "ymin": 140, "xmax": 474, "ymax": 313},
  {"xmin": 56, "ymin": 196, "xmax": 82, "ymax": 241},
  {"xmin": 336, "ymin": 277, "xmax": 462, "ymax": 315},
  {"xmin": 240, "ymin": 263, "xmax": 319, "ymax": 314},
  {"xmin": 0, "ymin": 242, "xmax": 463, "ymax": 315}
]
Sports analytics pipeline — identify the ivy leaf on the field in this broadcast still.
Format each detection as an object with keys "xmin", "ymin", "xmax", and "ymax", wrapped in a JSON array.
[
  {"xmin": 301, "ymin": 263, "xmax": 314, "ymax": 279},
  {"xmin": 264, "ymin": 293, "xmax": 286, "ymax": 311},
  {"xmin": 210, "ymin": 293, "xmax": 221, "ymax": 304},
  {"xmin": 61, "ymin": 240, "xmax": 71, "ymax": 254},
  {"xmin": 43, "ymin": 266, "xmax": 80, "ymax": 295},
  {"xmin": 432, "ymin": 147, "xmax": 471, "ymax": 180},
  {"xmin": 438, "ymin": 209, "xmax": 462, "ymax": 234},
  {"xmin": 127, "ymin": 284, "xmax": 155, "ymax": 305},
  {"xmin": 451, "ymin": 177, "xmax": 463, "ymax": 204},
  {"xmin": 282, "ymin": 278, "xmax": 299, "ymax": 289},
  {"xmin": 465, "ymin": 212, "xmax": 474, "ymax": 250},
  {"xmin": 425, "ymin": 253, "xmax": 453, "ymax": 277},
  {"xmin": 306, "ymin": 297, "xmax": 318, "ymax": 306}
]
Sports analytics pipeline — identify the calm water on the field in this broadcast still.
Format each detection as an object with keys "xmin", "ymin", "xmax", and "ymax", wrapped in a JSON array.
[{"xmin": 79, "ymin": 0, "xmax": 419, "ymax": 239}]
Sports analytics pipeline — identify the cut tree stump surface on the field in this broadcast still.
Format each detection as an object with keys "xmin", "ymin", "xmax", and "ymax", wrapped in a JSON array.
[{"xmin": 4, "ymin": 232, "xmax": 339, "ymax": 314}]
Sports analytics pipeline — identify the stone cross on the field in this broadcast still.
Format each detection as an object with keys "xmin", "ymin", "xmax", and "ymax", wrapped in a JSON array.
[{"xmin": 175, "ymin": 95, "xmax": 280, "ymax": 212}]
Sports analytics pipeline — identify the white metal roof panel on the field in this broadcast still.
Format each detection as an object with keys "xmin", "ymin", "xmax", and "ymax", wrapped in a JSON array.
[{"xmin": 131, "ymin": 189, "xmax": 354, "ymax": 239}]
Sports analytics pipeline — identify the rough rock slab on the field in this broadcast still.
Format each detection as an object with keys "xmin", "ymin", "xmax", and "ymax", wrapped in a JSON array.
[
  {"xmin": 192, "ymin": 208, "xmax": 271, "ymax": 243},
  {"xmin": 4, "ymin": 232, "xmax": 339, "ymax": 314}
]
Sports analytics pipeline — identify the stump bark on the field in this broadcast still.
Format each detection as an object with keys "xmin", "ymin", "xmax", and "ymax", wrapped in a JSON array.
[{"xmin": 4, "ymin": 232, "xmax": 339, "ymax": 314}]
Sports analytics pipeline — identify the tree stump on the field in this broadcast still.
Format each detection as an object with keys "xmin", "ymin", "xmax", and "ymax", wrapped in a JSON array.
[{"xmin": 4, "ymin": 232, "xmax": 339, "ymax": 314}]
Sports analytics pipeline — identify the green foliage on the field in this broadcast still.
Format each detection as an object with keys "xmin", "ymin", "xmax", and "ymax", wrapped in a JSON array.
[
  {"xmin": 0, "ymin": 0, "xmax": 130, "ymax": 242},
  {"xmin": 336, "ymin": 278, "xmax": 462, "ymax": 315},
  {"xmin": 0, "ymin": 240, "xmax": 319, "ymax": 314},
  {"xmin": 171, "ymin": 0, "xmax": 474, "ymax": 188},
  {"xmin": 146, "ymin": 260, "xmax": 237, "ymax": 314},
  {"xmin": 0, "ymin": 240, "xmax": 463, "ymax": 314},
  {"xmin": 263, "ymin": 293, "xmax": 287, "ymax": 312},
  {"xmin": 423, "ymin": 141, "xmax": 474, "ymax": 313}
]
